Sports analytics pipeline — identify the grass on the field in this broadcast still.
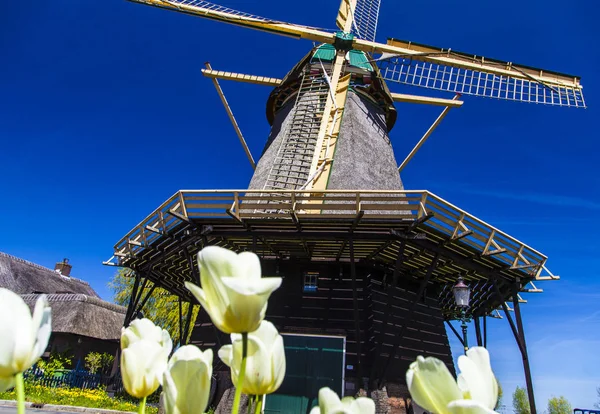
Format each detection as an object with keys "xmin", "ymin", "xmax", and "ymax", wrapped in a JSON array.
[{"xmin": 0, "ymin": 382, "xmax": 158, "ymax": 414}]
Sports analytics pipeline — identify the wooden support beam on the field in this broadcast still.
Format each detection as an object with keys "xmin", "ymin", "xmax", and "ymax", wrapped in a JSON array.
[
  {"xmin": 379, "ymin": 253, "xmax": 439, "ymax": 386},
  {"xmin": 453, "ymin": 230, "xmax": 473, "ymax": 241},
  {"xmin": 493, "ymin": 280, "xmax": 525, "ymax": 355},
  {"xmin": 134, "ymin": 279, "xmax": 158, "ymax": 319},
  {"xmin": 167, "ymin": 208, "xmax": 191, "ymax": 224},
  {"xmin": 397, "ymin": 94, "xmax": 461, "ymax": 173},
  {"xmin": 474, "ymin": 316, "xmax": 483, "ymax": 346},
  {"xmin": 182, "ymin": 303, "xmax": 194, "ymax": 345},
  {"xmin": 483, "ymin": 315, "xmax": 487, "ymax": 348},
  {"xmin": 183, "ymin": 247, "xmax": 201, "ymax": 286},
  {"xmin": 407, "ymin": 212, "xmax": 434, "ymax": 231},
  {"xmin": 483, "ymin": 248, "xmax": 508, "ymax": 256},
  {"xmin": 391, "ymin": 93, "xmax": 464, "ymax": 107},
  {"xmin": 178, "ymin": 297, "xmax": 184, "ymax": 346},
  {"xmin": 512, "ymin": 280, "xmax": 537, "ymax": 414},
  {"xmin": 201, "ymin": 67, "xmax": 282, "ymax": 86},
  {"xmin": 370, "ymin": 241, "xmax": 406, "ymax": 385},
  {"xmin": 124, "ymin": 271, "xmax": 142, "ymax": 327},
  {"xmin": 205, "ymin": 62, "xmax": 256, "ymax": 170},
  {"xmin": 349, "ymin": 238, "xmax": 363, "ymax": 384},
  {"xmin": 145, "ymin": 225, "xmax": 163, "ymax": 235}
]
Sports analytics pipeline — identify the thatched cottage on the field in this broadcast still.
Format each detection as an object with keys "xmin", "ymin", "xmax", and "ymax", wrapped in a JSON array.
[{"xmin": 0, "ymin": 252, "xmax": 125, "ymax": 365}]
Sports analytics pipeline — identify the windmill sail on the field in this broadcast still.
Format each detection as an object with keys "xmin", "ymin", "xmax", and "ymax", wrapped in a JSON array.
[
  {"xmin": 377, "ymin": 38, "xmax": 586, "ymax": 108},
  {"xmin": 351, "ymin": 0, "xmax": 381, "ymax": 42}
]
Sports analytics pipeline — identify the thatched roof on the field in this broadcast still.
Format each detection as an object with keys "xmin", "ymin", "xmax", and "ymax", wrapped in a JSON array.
[
  {"xmin": 0, "ymin": 252, "xmax": 97, "ymax": 296},
  {"xmin": 21, "ymin": 294, "xmax": 126, "ymax": 341}
]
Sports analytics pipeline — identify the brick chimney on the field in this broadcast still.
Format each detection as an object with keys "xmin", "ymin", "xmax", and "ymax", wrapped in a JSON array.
[{"xmin": 54, "ymin": 258, "xmax": 72, "ymax": 277}]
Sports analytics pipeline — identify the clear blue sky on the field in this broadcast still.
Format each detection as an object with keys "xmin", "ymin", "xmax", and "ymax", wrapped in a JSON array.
[{"xmin": 1, "ymin": 0, "xmax": 598, "ymax": 410}]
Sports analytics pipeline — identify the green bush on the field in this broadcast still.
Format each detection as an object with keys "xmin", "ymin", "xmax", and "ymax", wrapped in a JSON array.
[
  {"xmin": 36, "ymin": 351, "xmax": 72, "ymax": 377},
  {"xmin": 0, "ymin": 383, "xmax": 157, "ymax": 414},
  {"xmin": 84, "ymin": 352, "xmax": 115, "ymax": 374}
]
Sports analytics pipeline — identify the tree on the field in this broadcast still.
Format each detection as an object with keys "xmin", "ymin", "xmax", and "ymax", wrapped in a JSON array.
[
  {"xmin": 495, "ymin": 380, "xmax": 503, "ymax": 410},
  {"xmin": 109, "ymin": 269, "xmax": 199, "ymax": 344},
  {"xmin": 513, "ymin": 386, "xmax": 531, "ymax": 414},
  {"xmin": 85, "ymin": 352, "xmax": 115, "ymax": 374},
  {"xmin": 595, "ymin": 387, "xmax": 600, "ymax": 409},
  {"xmin": 547, "ymin": 396, "xmax": 571, "ymax": 414}
]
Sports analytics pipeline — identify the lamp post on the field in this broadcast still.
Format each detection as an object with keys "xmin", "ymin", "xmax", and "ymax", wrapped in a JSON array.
[{"xmin": 453, "ymin": 277, "xmax": 471, "ymax": 354}]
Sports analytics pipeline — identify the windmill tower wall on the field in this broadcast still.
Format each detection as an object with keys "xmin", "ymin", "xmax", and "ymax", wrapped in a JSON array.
[{"xmin": 248, "ymin": 89, "xmax": 404, "ymax": 191}]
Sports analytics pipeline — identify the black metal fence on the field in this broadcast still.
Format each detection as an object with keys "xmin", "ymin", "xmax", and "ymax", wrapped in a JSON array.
[{"xmin": 24, "ymin": 367, "xmax": 124, "ymax": 392}]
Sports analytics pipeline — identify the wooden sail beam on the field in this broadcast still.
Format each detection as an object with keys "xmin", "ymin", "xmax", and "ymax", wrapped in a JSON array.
[
  {"xmin": 391, "ymin": 93, "xmax": 464, "ymax": 107},
  {"xmin": 397, "ymin": 94, "xmax": 462, "ymax": 172},
  {"xmin": 204, "ymin": 62, "xmax": 256, "ymax": 169},
  {"xmin": 130, "ymin": 0, "xmax": 581, "ymax": 89},
  {"xmin": 201, "ymin": 68, "xmax": 282, "ymax": 86}
]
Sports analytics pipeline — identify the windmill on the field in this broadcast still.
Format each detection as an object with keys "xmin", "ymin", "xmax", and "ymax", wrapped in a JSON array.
[{"xmin": 107, "ymin": 0, "xmax": 585, "ymax": 412}]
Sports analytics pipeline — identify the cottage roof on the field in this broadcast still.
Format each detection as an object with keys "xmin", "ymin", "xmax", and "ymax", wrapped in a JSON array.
[
  {"xmin": 0, "ymin": 252, "xmax": 97, "ymax": 296},
  {"xmin": 21, "ymin": 293, "xmax": 126, "ymax": 341}
]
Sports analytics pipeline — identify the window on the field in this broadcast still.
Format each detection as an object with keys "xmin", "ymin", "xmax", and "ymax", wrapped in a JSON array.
[{"xmin": 303, "ymin": 272, "xmax": 319, "ymax": 292}]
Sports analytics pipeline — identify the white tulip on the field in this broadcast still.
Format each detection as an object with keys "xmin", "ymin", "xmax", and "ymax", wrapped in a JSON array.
[
  {"xmin": 218, "ymin": 320, "xmax": 285, "ymax": 396},
  {"xmin": 0, "ymin": 288, "xmax": 51, "ymax": 391},
  {"xmin": 309, "ymin": 387, "xmax": 375, "ymax": 414},
  {"xmin": 185, "ymin": 246, "xmax": 282, "ymax": 334},
  {"xmin": 406, "ymin": 347, "xmax": 499, "ymax": 414},
  {"xmin": 162, "ymin": 345, "xmax": 213, "ymax": 414},
  {"xmin": 120, "ymin": 318, "xmax": 173, "ymax": 399}
]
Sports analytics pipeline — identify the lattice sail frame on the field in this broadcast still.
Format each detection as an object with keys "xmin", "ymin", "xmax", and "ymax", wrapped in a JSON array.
[
  {"xmin": 378, "ymin": 39, "xmax": 585, "ymax": 108},
  {"xmin": 379, "ymin": 57, "xmax": 585, "ymax": 107},
  {"xmin": 351, "ymin": 0, "xmax": 381, "ymax": 42},
  {"xmin": 129, "ymin": 0, "xmax": 585, "ymax": 108}
]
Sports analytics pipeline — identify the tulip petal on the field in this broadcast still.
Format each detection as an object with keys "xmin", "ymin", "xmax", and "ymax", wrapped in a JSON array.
[
  {"xmin": 185, "ymin": 282, "xmax": 227, "ymax": 333},
  {"xmin": 447, "ymin": 399, "xmax": 498, "ymax": 414},
  {"xmin": 457, "ymin": 348, "xmax": 497, "ymax": 409},
  {"xmin": 221, "ymin": 277, "xmax": 281, "ymax": 333},
  {"xmin": 233, "ymin": 252, "xmax": 261, "ymax": 281},
  {"xmin": 271, "ymin": 335, "xmax": 286, "ymax": 392},
  {"xmin": 121, "ymin": 340, "xmax": 166, "ymax": 398},
  {"xmin": 164, "ymin": 346, "xmax": 212, "ymax": 414},
  {"xmin": 406, "ymin": 356, "xmax": 462, "ymax": 414},
  {"xmin": 28, "ymin": 295, "xmax": 51, "ymax": 371},
  {"xmin": 217, "ymin": 345, "xmax": 233, "ymax": 368},
  {"xmin": 0, "ymin": 375, "xmax": 14, "ymax": 393},
  {"xmin": 351, "ymin": 397, "xmax": 376, "ymax": 413},
  {"xmin": 197, "ymin": 247, "xmax": 235, "ymax": 306},
  {"xmin": 318, "ymin": 387, "xmax": 343, "ymax": 413},
  {"xmin": 231, "ymin": 334, "xmax": 270, "ymax": 395},
  {"xmin": 0, "ymin": 289, "xmax": 35, "ymax": 374}
]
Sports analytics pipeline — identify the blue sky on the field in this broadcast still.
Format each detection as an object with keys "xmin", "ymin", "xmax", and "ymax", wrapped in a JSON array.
[{"xmin": 1, "ymin": 0, "xmax": 598, "ymax": 410}]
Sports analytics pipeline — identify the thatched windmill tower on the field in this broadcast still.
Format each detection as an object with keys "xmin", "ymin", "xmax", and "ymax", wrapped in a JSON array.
[{"xmin": 107, "ymin": 0, "xmax": 585, "ymax": 412}]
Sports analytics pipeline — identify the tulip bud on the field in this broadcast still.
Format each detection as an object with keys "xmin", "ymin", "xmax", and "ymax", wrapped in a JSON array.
[
  {"xmin": 406, "ymin": 347, "xmax": 499, "ymax": 414},
  {"xmin": 185, "ymin": 246, "xmax": 282, "ymax": 334},
  {"xmin": 0, "ymin": 288, "xmax": 51, "ymax": 391},
  {"xmin": 162, "ymin": 345, "xmax": 213, "ymax": 414},
  {"xmin": 309, "ymin": 387, "xmax": 375, "ymax": 414},
  {"xmin": 218, "ymin": 320, "xmax": 285, "ymax": 396},
  {"xmin": 120, "ymin": 318, "xmax": 172, "ymax": 399}
]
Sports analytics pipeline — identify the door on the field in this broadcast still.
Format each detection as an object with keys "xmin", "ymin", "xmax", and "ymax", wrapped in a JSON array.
[{"xmin": 264, "ymin": 334, "xmax": 345, "ymax": 413}]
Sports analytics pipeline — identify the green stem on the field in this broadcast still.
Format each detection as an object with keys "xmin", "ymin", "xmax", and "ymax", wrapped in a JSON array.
[
  {"xmin": 138, "ymin": 396, "xmax": 147, "ymax": 414},
  {"xmin": 15, "ymin": 372, "xmax": 25, "ymax": 414},
  {"xmin": 232, "ymin": 332, "xmax": 248, "ymax": 414},
  {"xmin": 247, "ymin": 396, "xmax": 254, "ymax": 414},
  {"xmin": 254, "ymin": 395, "xmax": 263, "ymax": 414}
]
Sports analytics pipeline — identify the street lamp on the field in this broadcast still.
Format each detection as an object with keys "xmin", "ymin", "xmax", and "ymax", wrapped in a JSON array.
[{"xmin": 453, "ymin": 277, "xmax": 471, "ymax": 354}]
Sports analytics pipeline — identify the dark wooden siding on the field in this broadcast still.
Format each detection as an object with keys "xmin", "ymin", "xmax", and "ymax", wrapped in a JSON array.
[{"xmin": 190, "ymin": 260, "xmax": 454, "ymax": 385}]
